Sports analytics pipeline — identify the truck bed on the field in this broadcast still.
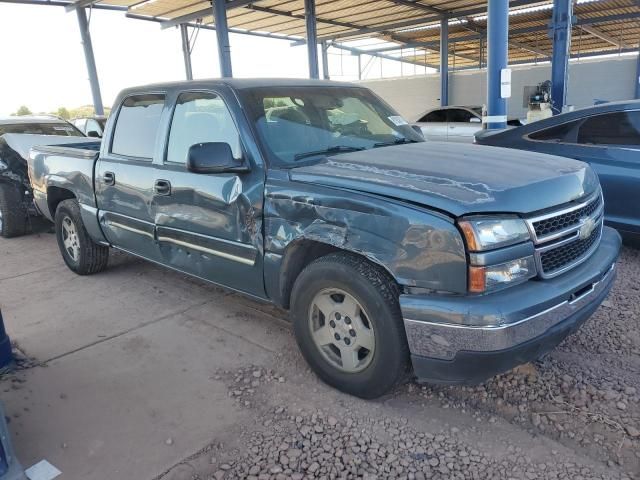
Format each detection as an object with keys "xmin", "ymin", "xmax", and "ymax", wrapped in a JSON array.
[{"xmin": 28, "ymin": 140, "xmax": 102, "ymax": 221}]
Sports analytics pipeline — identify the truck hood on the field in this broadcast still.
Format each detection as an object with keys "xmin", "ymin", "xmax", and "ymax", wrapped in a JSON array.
[{"xmin": 288, "ymin": 142, "xmax": 599, "ymax": 217}]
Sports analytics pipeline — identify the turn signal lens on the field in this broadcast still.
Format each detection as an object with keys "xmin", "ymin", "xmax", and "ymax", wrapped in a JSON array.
[{"xmin": 469, "ymin": 256, "xmax": 537, "ymax": 293}]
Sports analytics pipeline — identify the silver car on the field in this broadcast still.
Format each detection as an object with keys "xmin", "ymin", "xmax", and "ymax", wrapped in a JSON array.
[{"xmin": 414, "ymin": 106, "xmax": 484, "ymax": 143}]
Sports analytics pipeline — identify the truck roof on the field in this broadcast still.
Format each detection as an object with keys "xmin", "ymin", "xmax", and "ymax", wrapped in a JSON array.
[{"xmin": 117, "ymin": 78, "xmax": 360, "ymax": 97}]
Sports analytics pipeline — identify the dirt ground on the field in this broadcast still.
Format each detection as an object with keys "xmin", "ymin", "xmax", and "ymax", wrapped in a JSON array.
[{"xmin": 0, "ymin": 229, "xmax": 638, "ymax": 480}]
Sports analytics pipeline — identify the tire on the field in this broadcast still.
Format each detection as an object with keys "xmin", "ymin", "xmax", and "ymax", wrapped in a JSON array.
[
  {"xmin": 0, "ymin": 184, "xmax": 27, "ymax": 238},
  {"xmin": 290, "ymin": 252, "xmax": 409, "ymax": 399},
  {"xmin": 55, "ymin": 199, "xmax": 109, "ymax": 275}
]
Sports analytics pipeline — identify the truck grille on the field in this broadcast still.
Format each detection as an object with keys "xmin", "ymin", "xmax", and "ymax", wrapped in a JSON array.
[
  {"xmin": 526, "ymin": 191, "xmax": 604, "ymax": 279},
  {"xmin": 539, "ymin": 223, "xmax": 602, "ymax": 275},
  {"xmin": 532, "ymin": 194, "xmax": 602, "ymax": 239}
]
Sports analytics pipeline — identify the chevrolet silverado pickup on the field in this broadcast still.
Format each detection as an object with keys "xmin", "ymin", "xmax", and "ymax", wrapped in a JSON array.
[{"xmin": 28, "ymin": 79, "xmax": 620, "ymax": 399}]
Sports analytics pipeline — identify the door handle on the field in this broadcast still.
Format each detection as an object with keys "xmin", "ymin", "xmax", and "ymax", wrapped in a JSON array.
[
  {"xmin": 103, "ymin": 171, "xmax": 115, "ymax": 186},
  {"xmin": 154, "ymin": 179, "xmax": 171, "ymax": 196}
]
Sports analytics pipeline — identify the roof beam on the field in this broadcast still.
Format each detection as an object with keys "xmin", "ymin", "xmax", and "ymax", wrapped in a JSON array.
[
  {"xmin": 329, "ymin": 41, "xmax": 439, "ymax": 69},
  {"xmin": 159, "ymin": 0, "xmax": 256, "ymax": 29},
  {"xmin": 580, "ymin": 24, "xmax": 631, "ymax": 49},
  {"xmin": 64, "ymin": 0, "xmax": 99, "ymax": 11}
]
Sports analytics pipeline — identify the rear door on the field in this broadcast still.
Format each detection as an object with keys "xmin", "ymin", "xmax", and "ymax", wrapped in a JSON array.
[
  {"xmin": 446, "ymin": 108, "xmax": 482, "ymax": 143},
  {"xmin": 152, "ymin": 89, "xmax": 267, "ymax": 297},
  {"xmin": 95, "ymin": 93, "xmax": 166, "ymax": 262},
  {"xmin": 571, "ymin": 110, "xmax": 640, "ymax": 233},
  {"xmin": 415, "ymin": 109, "xmax": 447, "ymax": 141}
]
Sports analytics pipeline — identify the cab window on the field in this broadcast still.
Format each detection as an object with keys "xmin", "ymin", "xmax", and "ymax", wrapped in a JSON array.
[
  {"xmin": 111, "ymin": 94, "xmax": 165, "ymax": 159},
  {"xmin": 166, "ymin": 92, "xmax": 242, "ymax": 164}
]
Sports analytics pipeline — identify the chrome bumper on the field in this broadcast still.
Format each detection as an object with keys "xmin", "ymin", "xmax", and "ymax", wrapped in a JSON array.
[{"xmin": 401, "ymin": 226, "xmax": 620, "ymax": 361}]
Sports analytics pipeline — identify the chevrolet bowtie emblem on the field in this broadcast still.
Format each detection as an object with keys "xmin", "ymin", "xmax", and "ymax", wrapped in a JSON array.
[{"xmin": 579, "ymin": 217, "xmax": 597, "ymax": 240}]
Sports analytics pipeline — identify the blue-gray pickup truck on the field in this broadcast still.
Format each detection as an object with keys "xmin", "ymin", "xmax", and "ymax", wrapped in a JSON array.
[{"xmin": 28, "ymin": 79, "xmax": 620, "ymax": 398}]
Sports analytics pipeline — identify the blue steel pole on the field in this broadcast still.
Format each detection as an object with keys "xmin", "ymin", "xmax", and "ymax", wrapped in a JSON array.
[
  {"xmin": 440, "ymin": 17, "xmax": 449, "ymax": 107},
  {"xmin": 213, "ymin": 0, "xmax": 233, "ymax": 77},
  {"xmin": 305, "ymin": 0, "xmax": 320, "ymax": 79},
  {"xmin": 550, "ymin": 0, "xmax": 572, "ymax": 113},
  {"xmin": 321, "ymin": 41, "xmax": 330, "ymax": 79},
  {"xmin": 76, "ymin": 8, "xmax": 104, "ymax": 116},
  {"xmin": 635, "ymin": 49, "xmax": 640, "ymax": 99},
  {"xmin": 486, "ymin": 0, "xmax": 508, "ymax": 129},
  {"xmin": 180, "ymin": 24, "xmax": 194, "ymax": 80}
]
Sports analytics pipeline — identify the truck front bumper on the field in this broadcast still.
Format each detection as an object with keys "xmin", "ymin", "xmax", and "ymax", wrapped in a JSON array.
[{"xmin": 402, "ymin": 226, "xmax": 621, "ymax": 385}]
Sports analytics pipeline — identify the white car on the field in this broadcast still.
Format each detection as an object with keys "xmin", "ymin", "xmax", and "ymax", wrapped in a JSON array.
[
  {"xmin": 414, "ymin": 106, "xmax": 524, "ymax": 143},
  {"xmin": 414, "ymin": 106, "xmax": 484, "ymax": 143}
]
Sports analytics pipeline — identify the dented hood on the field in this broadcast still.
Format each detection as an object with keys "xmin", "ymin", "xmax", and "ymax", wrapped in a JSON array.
[{"xmin": 289, "ymin": 142, "xmax": 599, "ymax": 217}]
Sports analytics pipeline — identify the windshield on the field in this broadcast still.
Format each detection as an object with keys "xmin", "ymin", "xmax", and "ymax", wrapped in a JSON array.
[
  {"xmin": 0, "ymin": 122, "xmax": 84, "ymax": 136},
  {"xmin": 241, "ymin": 86, "xmax": 423, "ymax": 167}
]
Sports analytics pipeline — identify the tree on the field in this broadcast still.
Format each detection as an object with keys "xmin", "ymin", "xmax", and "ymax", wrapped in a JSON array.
[
  {"xmin": 13, "ymin": 106, "xmax": 32, "ymax": 116},
  {"xmin": 56, "ymin": 107, "xmax": 70, "ymax": 120}
]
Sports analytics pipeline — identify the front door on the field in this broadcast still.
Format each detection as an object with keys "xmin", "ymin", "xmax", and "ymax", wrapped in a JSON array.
[
  {"xmin": 95, "ymin": 93, "xmax": 166, "ymax": 262},
  {"xmin": 153, "ymin": 90, "xmax": 266, "ymax": 297},
  {"xmin": 446, "ymin": 108, "xmax": 482, "ymax": 143},
  {"xmin": 416, "ymin": 109, "xmax": 448, "ymax": 141}
]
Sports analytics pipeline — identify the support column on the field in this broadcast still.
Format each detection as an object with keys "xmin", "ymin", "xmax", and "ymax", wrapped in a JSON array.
[
  {"xmin": 180, "ymin": 24, "xmax": 193, "ymax": 81},
  {"xmin": 550, "ymin": 0, "xmax": 573, "ymax": 112},
  {"xmin": 486, "ymin": 0, "xmax": 508, "ymax": 129},
  {"xmin": 305, "ymin": 0, "xmax": 319, "ymax": 79},
  {"xmin": 440, "ymin": 17, "xmax": 449, "ymax": 107},
  {"xmin": 321, "ymin": 41, "xmax": 330, "ymax": 79},
  {"xmin": 76, "ymin": 8, "xmax": 104, "ymax": 116},
  {"xmin": 478, "ymin": 37, "xmax": 484, "ymax": 69},
  {"xmin": 213, "ymin": 0, "xmax": 233, "ymax": 77},
  {"xmin": 358, "ymin": 54, "xmax": 362, "ymax": 80},
  {"xmin": 636, "ymin": 49, "xmax": 640, "ymax": 99}
]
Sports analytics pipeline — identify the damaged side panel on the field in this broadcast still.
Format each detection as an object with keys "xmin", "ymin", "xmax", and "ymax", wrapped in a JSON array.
[{"xmin": 265, "ymin": 175, "xmax": 467, "ymax": 296}]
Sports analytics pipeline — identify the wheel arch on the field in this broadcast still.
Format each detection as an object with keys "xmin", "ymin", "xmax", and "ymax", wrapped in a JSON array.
[
  {"xmin": 277, "ymin": 238, "xmax": 401, "ymax": 310},
  {"xmin": 47, "ymin": 186, "xmax": 76, "ymax": 219}
]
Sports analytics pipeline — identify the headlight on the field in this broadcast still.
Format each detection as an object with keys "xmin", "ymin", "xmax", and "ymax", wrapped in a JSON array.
[
  {"xmin": 469, "ymin": 256, "xmax": 536, "ymax": 293},
  {"xmin": 459, "ymin": 216, "xmax": 530, "ymax": 251},
  {"xmin": 0, "ymin": 159, "xmax": 7, "ymax": 171}
]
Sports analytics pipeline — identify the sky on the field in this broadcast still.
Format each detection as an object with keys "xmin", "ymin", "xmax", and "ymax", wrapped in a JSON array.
[{"xmin": 0, "ymin": 4, "xmax": 364, "ymax": 116}]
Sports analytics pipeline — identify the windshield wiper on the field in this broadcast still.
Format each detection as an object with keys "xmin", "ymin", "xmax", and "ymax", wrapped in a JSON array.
[
  {"xmin": 373, "ymin": 138, "xmax": 418, "ymax": 148},
  {"xmin": 294, "ymin": 145, "xmax": 365, "ymax": 161}
]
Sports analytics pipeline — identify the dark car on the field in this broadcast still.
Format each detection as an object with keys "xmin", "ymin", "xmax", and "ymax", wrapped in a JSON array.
[
  {"xmin": 475, "ymin": 100, "xmax": 640, "ymax": 236},
  {"xmin": 0, "ymin": 116, "xmax": 85, "ymax": 237}
]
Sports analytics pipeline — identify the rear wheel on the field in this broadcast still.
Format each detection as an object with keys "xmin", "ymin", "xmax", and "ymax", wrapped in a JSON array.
[
  {"xmin": 55, "ymin": 199, "xmax": 109, "ymax": 275},
  {"xmin": 291, "ymin": 252, "xmax": 409, "ymax": 399},
  {"xmin": 0, "ymin": 184, "xmax": 27, "ymax": 238}
]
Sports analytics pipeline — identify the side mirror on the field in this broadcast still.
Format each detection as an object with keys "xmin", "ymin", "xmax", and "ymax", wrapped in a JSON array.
[
  {"xmin": 411, "ymin": 125, "xmax": 424, "ymax": 137},
  {"xmin": 87, "ymin": 130, "xmax": 101, "ymax": 138},
  {"xmin": 470, "ymin": 117, "xmax": 482, "ymax": 124},
  {"xmin": 187, "ymin": 142, "xmax": 249, "ymax": 174}
]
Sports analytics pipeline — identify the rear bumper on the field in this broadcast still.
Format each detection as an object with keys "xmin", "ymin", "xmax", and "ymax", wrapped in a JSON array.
[{"xmin": 401, "ymin": 226, "xmax": 620, "ymax": 384}]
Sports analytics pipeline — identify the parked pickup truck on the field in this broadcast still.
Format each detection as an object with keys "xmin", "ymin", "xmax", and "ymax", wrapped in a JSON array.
[{"xmin": 28, "ymin": 79, "xmax": 620, "ymax": 398}]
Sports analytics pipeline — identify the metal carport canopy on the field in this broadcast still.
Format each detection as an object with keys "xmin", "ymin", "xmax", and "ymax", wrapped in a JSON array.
[{"xmin": 3, "ymin": 0, "xmax": 640, "ymax": 118}]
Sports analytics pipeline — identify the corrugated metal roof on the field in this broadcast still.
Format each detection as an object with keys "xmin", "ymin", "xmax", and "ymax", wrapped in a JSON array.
[{"xmin": 94, "ymin": 0, "xmax": 640, "ymax": 67}]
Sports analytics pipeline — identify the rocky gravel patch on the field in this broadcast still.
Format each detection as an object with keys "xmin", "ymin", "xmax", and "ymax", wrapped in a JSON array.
[{"xmin": 163, "ymin": 247, "xmax": 639, "ymax": 480}]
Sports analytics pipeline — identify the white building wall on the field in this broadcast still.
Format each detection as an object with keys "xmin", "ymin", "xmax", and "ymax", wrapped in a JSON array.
[{"xmin": 359, "ymin": 55, "xmax": 638, "ymax": 121}]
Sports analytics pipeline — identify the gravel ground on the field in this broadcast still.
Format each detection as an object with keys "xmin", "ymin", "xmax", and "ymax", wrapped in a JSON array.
[{"xmin": 157, "ymin": 246, "xmax": 639, "ymax": 480}]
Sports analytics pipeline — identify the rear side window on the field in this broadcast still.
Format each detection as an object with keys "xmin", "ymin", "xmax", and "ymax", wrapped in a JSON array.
[
  {"xmin": 419, "ymin": 110, "xmax": 446, "ymax": 122},
  {"xmin": 0, "ymin": 123, "xmax": 82, "ymax": 136},
  {"xmin": 166, "ymin": 92, "xmax": 242, "ymax": 164},
  {"xmin": 447, "ymin": 109, "xmax": 476, "ymax": 123},
  {"xmin": 528, "ymin": 120, "xmax": 579, "ymax": 142},
  {"xmin": 577, "ymin": 111, "xmax": 640, "ymax": 145},
  {"xmin": 111, "ymin": 94, "xmax": 165, "ymax": 159}
]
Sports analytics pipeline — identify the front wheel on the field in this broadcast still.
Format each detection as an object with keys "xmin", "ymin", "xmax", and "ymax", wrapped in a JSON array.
[
  {"xmin": 55, "ymin": 199, "xmax": 109, "ymax": 275},
  {"xmin": 290, "ymin": 252, "xmax": 409, "ymax": 399}
]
